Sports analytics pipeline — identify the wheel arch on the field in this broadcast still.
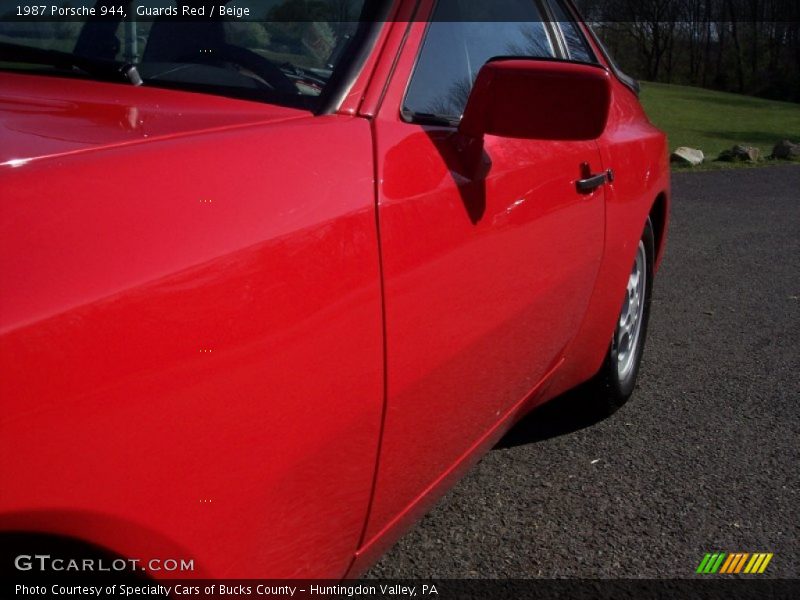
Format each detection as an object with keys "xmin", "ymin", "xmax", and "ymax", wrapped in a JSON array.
[
  {"xmin": 649, "ymin": 191, "xmax": 670, "ymax": 272},
  {"xmin": 534, "ymin": 184, "xmax": 669, "ymax": 405}
]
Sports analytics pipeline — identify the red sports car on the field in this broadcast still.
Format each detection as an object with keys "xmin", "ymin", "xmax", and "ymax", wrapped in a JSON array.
[{"xmin": 0, "ymin": 0, "xmax": 669, "ymax": 580}]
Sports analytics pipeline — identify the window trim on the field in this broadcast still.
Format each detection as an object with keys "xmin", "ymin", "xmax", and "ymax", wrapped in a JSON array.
[
  {"xmin": 317, "ymin": 0, "xmax": 394, "ymax": 115},
  {"xmin": 535, "ymin": 0, "xmax": 569, "ymax": 60},
  {"xmin": 556, "ymin": 0, "xmax": 640, "ymax": 96},
  {"xmin": 545, "ymin": 0, "xmax": 598, "ymax": 63}
]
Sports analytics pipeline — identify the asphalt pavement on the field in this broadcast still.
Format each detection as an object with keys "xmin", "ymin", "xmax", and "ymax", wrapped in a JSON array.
[{"xmin": 365, "ymin": 164, "xmax": 800, "ymax": 579}]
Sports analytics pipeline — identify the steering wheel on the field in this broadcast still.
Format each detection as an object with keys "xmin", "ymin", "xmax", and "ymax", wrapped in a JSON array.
[{"xmin": 180, "ymin": 44, "xmax": 298, "ymax": 95}]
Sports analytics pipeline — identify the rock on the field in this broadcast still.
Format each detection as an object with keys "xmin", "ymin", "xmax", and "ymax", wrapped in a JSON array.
[
  {"xmin": 771, "ymin": 140, "xmax": 800, "ymax": 160},
  {"xmin": 718, "ymin": 144, "xmax": 761, "ymax": 163},
  {"xmin": 670, "ymin": 147, "xmax": 705, "ymax": 166}
]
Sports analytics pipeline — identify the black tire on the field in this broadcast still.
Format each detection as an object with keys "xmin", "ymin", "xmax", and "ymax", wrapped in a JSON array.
[{"xmin": 589, "ymin": 217, "xmax": 655, "ymax": 416}]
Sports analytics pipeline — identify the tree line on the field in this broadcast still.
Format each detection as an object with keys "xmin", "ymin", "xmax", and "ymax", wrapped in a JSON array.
[{"xmin": 574, "ymin": 0, "xmax": 800, "ymax": 102}]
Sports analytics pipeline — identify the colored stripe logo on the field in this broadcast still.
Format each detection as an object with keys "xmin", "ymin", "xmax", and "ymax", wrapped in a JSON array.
[{"xmin": 696, "ymin": 552, "xmax": 773, "ymax": 574}]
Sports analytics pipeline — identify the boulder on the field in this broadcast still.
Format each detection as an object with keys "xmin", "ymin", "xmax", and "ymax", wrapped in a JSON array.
[
  {"xmin": 771, "ymin": 140, "xmax": 800, "ymax": 160},
  {"xmin": 718, "ymin": 144, "xmax": 761, "ymax": 163},
  {"xmin": 670, "ymin": 147, "xmax": 705, "ymax": 166}
]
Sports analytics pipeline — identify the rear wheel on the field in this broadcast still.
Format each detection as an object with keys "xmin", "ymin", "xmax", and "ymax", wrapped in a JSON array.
[{"xmin": 590, "ymin": 217, "xmax": 654, "ymax": 415}]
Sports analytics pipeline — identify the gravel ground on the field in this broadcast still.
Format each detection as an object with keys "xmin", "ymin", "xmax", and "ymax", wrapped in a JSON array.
[{"xmin": 365, "ymin": 165, "xmax": 800, "ymax": 579}]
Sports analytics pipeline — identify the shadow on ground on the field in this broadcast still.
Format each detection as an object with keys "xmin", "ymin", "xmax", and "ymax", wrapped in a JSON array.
[{"xmin": 495, "ymin": 383, "xmax": 610, "ymax": 449}]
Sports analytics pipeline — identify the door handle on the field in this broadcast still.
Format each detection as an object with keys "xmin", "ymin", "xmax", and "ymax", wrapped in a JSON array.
[
  {"xmin": 578, "ymin": 168, "xmax": 615, "ymax": 194},
  {"xmin": 577, "ymin": 166, "xmax": 613, "ymax": 193},
  {"xmin": 577, "ymin": 173, "xmax": 607, "ymax": 192}
]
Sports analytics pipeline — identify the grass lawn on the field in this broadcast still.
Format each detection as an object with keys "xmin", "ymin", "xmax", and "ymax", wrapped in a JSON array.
[{"xmin": 639, "ymin": 81, "xmax": 800, "ymax": 169}]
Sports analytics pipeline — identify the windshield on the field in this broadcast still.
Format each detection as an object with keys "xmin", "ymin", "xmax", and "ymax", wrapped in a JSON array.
[{"xmin": 0, "ymin": 0, "xmax": 371, "ymax": 110}]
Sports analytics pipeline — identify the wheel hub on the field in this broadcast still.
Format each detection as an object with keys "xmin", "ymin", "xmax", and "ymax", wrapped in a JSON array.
[{"xmin": 615, "ymin": 241, "xmax": 647, "ymax": 380}]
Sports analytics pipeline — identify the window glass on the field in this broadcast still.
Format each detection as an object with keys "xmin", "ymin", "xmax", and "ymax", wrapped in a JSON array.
[
  {"xmin": 0, "ymin": 0, "xmax": 367, "ymax": 109},
  {"xmin": 403, "ymin": 0, "xmax": 554, "ymax": 121},
  {"xmin": 550, "ymin": 0, "xmax": 595, "ymax": 63}
]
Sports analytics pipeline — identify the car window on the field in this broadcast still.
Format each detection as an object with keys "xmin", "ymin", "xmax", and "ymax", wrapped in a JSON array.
[
  {"xmin": 0, "ymin": 0, "xmax": 368, "ymax": 109},
  {"xmin": 403, "ymin": 0, "xmax": 555, "ymax": 121},
  {"xmin": 549, "ymin": 0, "xmax": 596, "ymax": 63}
]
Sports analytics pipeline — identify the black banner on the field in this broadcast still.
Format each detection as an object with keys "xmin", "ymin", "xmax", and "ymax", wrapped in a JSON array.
[
  {"xmin": 1, "ymin": 0, "xmax": 799, "ymax": 23},
  {"xmin": 2, "ymin": 579, "xmax": 800, "ymax": 600}
]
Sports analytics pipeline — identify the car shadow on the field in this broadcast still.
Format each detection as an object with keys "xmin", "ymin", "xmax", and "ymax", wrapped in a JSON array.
[
  {"xmin": 495, "ymin": 382, "xmax": 610, "ymax": 449},
  {"xmin": 427, "ymin": 128, "xmax": 489, "ymax": 224},
  {"xmin": 382, "ymin": 128, "xmax": 488, "ymax": 225}
]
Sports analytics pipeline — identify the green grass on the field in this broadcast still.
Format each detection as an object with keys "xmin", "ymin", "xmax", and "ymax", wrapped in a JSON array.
[{"xmin": 639, "ymin": 81, "xmax": 800, "ymax": 169}]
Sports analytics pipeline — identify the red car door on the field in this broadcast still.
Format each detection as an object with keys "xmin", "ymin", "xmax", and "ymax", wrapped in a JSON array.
[{"xmin": 362, "ymin": 1, "xmax": 606, "ymax": 545}]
